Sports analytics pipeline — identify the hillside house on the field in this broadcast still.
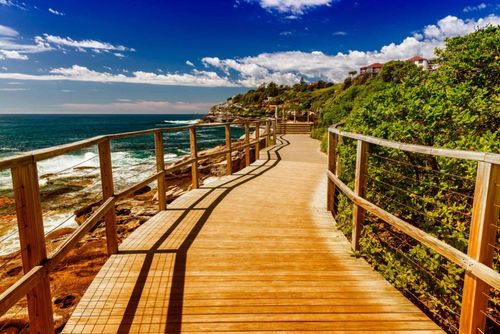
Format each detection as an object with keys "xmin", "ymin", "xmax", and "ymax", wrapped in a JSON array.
[
  {"xmin": 406, "ymin": 56, "xmax": 438, "ymax": 71},
  {"xmin": 359, "ymin": 63, "xmax": 383, "ymax": 77}
]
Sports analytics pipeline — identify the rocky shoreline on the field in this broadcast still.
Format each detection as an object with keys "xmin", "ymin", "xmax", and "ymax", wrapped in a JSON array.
[{"xmin": 0, "ymin": 137, "xmax": 261, "ymax": 333}]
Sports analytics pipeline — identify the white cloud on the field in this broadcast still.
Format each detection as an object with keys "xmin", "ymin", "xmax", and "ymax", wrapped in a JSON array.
[
  {"xmin": 0, "ymin": 65, "xmax": 235, "ymax": 87},
  {"xmin": 37, "ymin": 34, "xmax": 133, "ymax": 52},
  {"xmin": 252, "ymin": 0, "xmax": 333, "ymax": 14},
  {"xmin": 280, "ymin": 31, "xmax": 293, "ymax": 36},
  {"xmin": 48, "ymin": 8, "xmax": 65, "ymax": 16},
  {"xmin": 185, "ymin": 60, "xmax": 195, "ymax": 67},
  {"xmin": 1, "ymin": 14, "xmax": 498, "ymax": 87},
  {"xmin": 198, "ymin": 14, "xmax": 500, "ymax": 85},
  {"xmin": 332, "ymin": 31, "xmax": 347, "ymax": 36},
  {"xmin": 0, "ymin": 33, "xmax": 133, "ymax": 60},
  {"xmin": 59, "ymin": 100, "xmax": 214, "ymax": 113},
  {"xmin": 0, "ymin": 34, "xmax": 52, "ymax": 60},
  {"xmin": 0, "ymin": 0, "xmax": 26, "ymax": 9},
  {"xmin": 0, "ymin": 50, "xmax": 28, "ymax": 60},
  {"xmin": 463, "ymin": 3, "xmax": 487, "ymax": 12},
  {"xmin": 0, "ymin": 24, "xmax": 19, "ymax": 37}
]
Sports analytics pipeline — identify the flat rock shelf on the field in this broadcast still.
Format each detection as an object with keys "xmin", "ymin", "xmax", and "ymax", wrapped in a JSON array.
[{"xmin": 63, "ymin": 135, "xmax": 443, "ymax": 333}]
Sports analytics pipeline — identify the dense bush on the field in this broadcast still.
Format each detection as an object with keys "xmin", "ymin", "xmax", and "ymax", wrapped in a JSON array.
[{"xmin": 216, "ymin": 26, "xmax": 499, "ymax": 333}]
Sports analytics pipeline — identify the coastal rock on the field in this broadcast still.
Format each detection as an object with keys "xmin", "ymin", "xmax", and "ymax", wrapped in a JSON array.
[{"xmin": 46, "ymin": 227, "xmax": 76, "ymax": 242}]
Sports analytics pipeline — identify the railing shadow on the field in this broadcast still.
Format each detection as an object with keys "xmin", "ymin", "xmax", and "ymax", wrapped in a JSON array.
[{"xmin": 115, "ymin": 135, "xmax": 291, "ymax": 333}]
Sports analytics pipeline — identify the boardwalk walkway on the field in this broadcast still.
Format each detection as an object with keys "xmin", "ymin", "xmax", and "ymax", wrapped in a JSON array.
[{"xmin": 63, "ymin": 135, "xmax": 442, "ymax": 333}]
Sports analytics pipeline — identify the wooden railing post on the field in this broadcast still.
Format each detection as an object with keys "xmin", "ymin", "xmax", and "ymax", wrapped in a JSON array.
[
  {"xmin": 225, "ymin": 124, "xmax": 232, "ymax": 175},
  {"xmin": 154, "ymin": 131, "xmax": 166, "ymax": 210},
  {"xmin": 265, "ymin": 120, "xmax": 270, "ymax": 148},
  {"xmin": 98, "ymin": 140, "xmax": 118, "ymax": 255},
  {"xmin": 255, "ymin": 121, "xmax": 260, "ymax": 161},
  {"xmin": 327, "ymin": 131, "xmax": 338, "ymax": 214},
  {"xmin": 245, "ymin": 122, "xmax": 250, "ymax": 166},
  {"xmin": 352, "ymin": 140, "xmax": 369, "ymax": 252},
  {"xmin": 189, "ymin": 127, "xmax": 199, "ymax": 188},
  {"xmin": 282, "ymin": 110, "xmax": 286, "ymax": 135},
  {"xmin": 272, "ymin": 119, "xmax": 277, "ymax": 144},
  {"xmin": 459, "ymin": 162, "xmax": 500, "ymax": 334},
  {"xmin": 11, "ymin": 160, "xmax": 54, "ymax": 333}
]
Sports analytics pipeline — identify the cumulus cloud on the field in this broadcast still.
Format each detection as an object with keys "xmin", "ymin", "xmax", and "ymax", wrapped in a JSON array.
[
  {"xmin": 37, "ymin": 34, "xmax": 133, "ymax": 53},
  {"xmin": 185, "ymin": 60, "xmax": 195, "ymax": 67},
  {"xmin": 1, "ymin": 14, "xmax": 498, "ymax": 87},
  {"xmin": 0, "ymin": 50, "xmax": 28, "ymax": 60},
  {"xmin": 463, "ymin": 3, "xmax": 487, "ymax": 12},
  {"xmin": 59, "ymin": 100, "xmax": 214, "ymax": 113},
  {"xmin": 251, "ymin": 0, "xmax": 333, "ymax": 14},
  {"xmin": 0, "ymin": 29, "xmax": 133, "ymax": 60},
  {"xmin": 0, "ymin": 0, "xmax": 26, "ymax": 10},
  {"xmin": 0, "ymin": 65, "xmax": 235, "ymax": 87},
  {"xmin": 48, "ymin": 8, "xmax": 65, "ymax": 16},
  {"xmin": 0, "ymin": 24, "xmax": 19, "ymax": 37},
  {"xmin": 199, "ymin": 14, "xmax": 500, "ymax": 85}
]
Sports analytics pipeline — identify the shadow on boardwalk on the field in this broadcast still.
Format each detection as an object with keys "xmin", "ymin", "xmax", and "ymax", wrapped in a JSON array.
[
  {"xmin": 63, "ymin": 134, "xmax": 442, "ymax": 333},
  {"xmin": 117, "ymin": 136, "xmax": 290, "ymax": 334}
]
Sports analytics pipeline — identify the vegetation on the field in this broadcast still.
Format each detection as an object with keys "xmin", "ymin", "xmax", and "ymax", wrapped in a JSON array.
[{"xmin": 215, "ymin": 26, "xmax": 500, "ymax": 333}]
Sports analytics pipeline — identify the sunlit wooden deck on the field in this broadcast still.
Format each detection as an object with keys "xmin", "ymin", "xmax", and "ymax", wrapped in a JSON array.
[{"xmin": 63, "ymin": 135, "xmax": 443, "ymax": 333}]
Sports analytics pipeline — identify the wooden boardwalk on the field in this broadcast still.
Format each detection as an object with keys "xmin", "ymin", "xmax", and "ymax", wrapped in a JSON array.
[{"xmin": 63, "ymin": 135, "xmax": 443, "ymax": 333}]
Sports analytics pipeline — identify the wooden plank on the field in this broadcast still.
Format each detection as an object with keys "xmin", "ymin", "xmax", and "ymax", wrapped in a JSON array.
[
  {"xmin": 327, "ymin": 132, "xmax": 338, "ymax": 213},
  {"xmin": 0, "ymin": 266, "xmax": 46, "ymax": 316},
  {"xmin": 48, "ymin": 197, "xmax": 116, "ymax": 268},
  {"xmin": 189, "ymin": 127, "xmax": 199, "ymax": 189},
  {"xmin": 11, "ymin": 160, "xmax": 54, "ymax": 333},
  {"xmin": 225, "ymin": 124, "xmax": 232, "ymax": 175},
  {"xmin": 459, "ymin": 162, "xmax": 500, "ymax": 334},
  {"xmin": 98, "ymin": 140, "xmax": 118, "ymax": 255},
  {"xmin": 352, "ymin": 140, "xmax": 368, "ymax": 251},
  {"xmin": 154, "ymin": 131, "xmax": 166, "ymax": 210},
  {"xmin": 63, "ymin": 135, "xmax": 441, "ymax": 334}
]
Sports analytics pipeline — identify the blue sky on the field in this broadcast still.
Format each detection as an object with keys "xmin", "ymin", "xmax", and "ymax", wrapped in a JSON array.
[{"xmin": 0, "ymin": 0, "xmax": 498, "ymax": 114}]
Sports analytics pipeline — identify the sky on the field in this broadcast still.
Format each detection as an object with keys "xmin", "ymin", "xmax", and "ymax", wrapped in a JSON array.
[{"xmin": 0, "ymin": 0, "xmax": 499, "ymax": 114}]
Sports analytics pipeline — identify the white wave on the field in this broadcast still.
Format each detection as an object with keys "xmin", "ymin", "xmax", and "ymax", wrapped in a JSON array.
[
  {"xmin": 163, "ymin": 119, "xmax": 200, "ymax": 125},
  {"xmin": 0, "ymin": 212, "xmax": 77, "ymax": 256}
]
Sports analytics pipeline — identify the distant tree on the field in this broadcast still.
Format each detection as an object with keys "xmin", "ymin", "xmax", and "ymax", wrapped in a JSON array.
[
  {"xmin": 342, "ymin": 76, "xmax": 352, "ymax": 90},
  {"xmin": 379, "ymin": 60, "xmax": 422, "ymax": 83},
  {"xmin": 266, "ymin": 82, "xmax": 280, "ymax": 97},
  {"xmin": 348, "ymin": 70, "xmax": 357, "ymax": 77}
]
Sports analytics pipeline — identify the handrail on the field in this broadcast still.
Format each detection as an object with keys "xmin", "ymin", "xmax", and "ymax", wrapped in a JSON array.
[
  {"xmin": 0, "ymin": 120, "xmax": 271, "ymax": 171},
  {"xmin": 329, "ymin": 127, "xmax": 500, "ymax": 164},
  {"xmin": 326, "ymin": 125, "xmax": 500, "ymax": 334},
  {"xmin": 0, "ymin": 117, "xmax": 277, "ymax": 333}
]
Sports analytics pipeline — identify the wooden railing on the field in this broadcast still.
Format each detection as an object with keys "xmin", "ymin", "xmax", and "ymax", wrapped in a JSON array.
[
  {"xmin": 0, "ymin": 118, "xmax": 276, "ymax": 333},
  {"xmin": 326, "ymin": 126, "xmax": 500, "ymax": 334}
]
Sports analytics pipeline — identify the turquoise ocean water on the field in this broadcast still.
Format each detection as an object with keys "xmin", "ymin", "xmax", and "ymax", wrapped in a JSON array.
[{"xmin": 0, "ymin": 114, "xmax": 245, "ymax": 254}]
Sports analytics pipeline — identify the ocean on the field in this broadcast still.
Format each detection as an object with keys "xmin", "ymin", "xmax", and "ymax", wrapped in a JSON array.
[{"xmin": 0, "ymin": 114, "xmax": 245, "ymax": 255}]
